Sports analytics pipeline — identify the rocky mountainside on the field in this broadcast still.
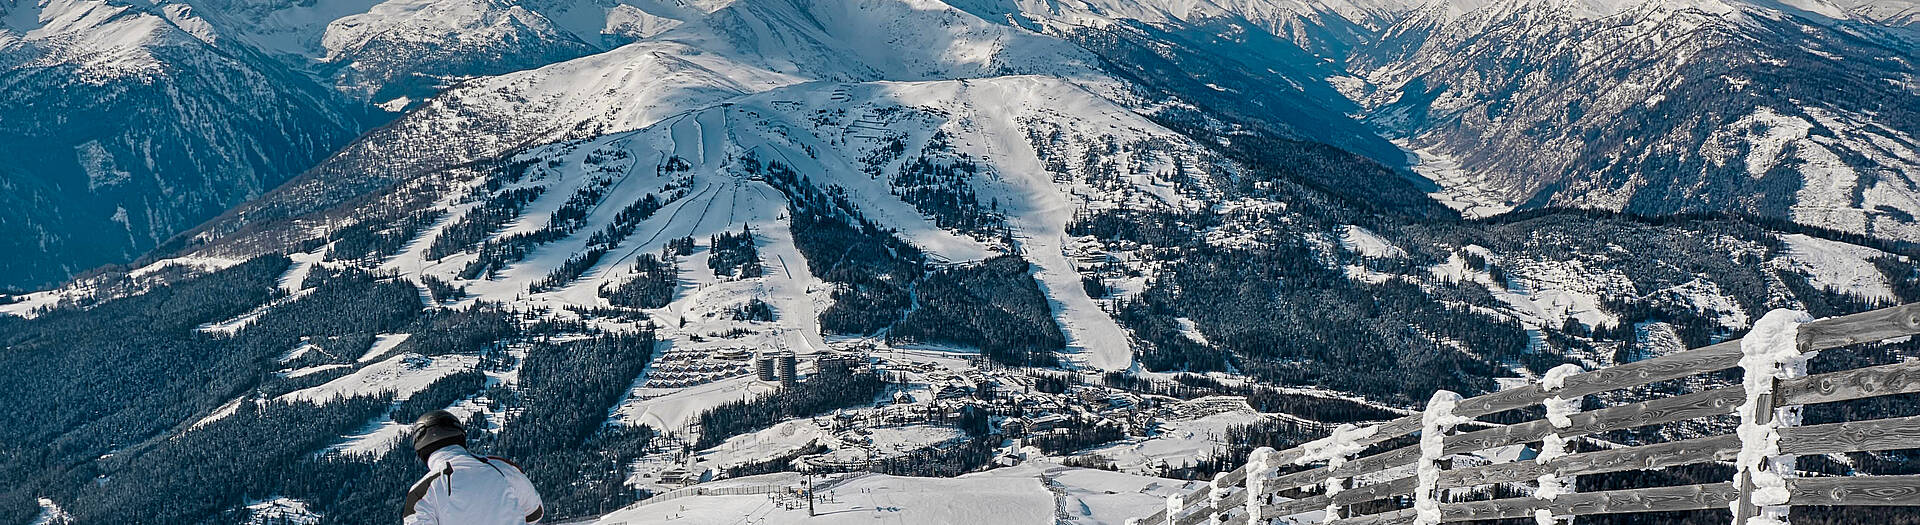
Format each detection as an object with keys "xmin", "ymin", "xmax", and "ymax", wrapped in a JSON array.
[
  {"xmin": 0, "ymin": 0, "xmax": 368, "ymax": 290},
  {"xmin": 0, "ymin": 0, "xmax": 749, "ymax": 290},
  {"xmin": 1348, "ymin": 0, "xmax": 1920, "ymax": 237}
]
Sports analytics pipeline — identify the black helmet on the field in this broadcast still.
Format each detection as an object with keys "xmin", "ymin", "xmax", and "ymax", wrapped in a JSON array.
[{"xmin": 411, "ymin": 410, "xmax": 467, "ymax": 463}]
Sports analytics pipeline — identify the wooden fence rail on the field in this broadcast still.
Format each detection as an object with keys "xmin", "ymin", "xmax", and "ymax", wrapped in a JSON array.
[{"xmin": 1128, "ymin": 303, "xmax": 1920, "ymax": 525}]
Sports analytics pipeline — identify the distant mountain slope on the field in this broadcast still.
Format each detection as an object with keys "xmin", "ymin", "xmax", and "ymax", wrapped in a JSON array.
[
  {"xmin": 1348, "ymin": 0, "xmax": 1920, "ymax": 239},
  {"xmin": 312, "ymin": 0, "xmax": 601, "ymax": 104},
  {"xmin": 947, "ymin": 0, "xmax": 1413, "ymax": 164},
  {"xmin": 165, "ymin": 0, "xmax": 1124, "ymax": 254},
  {"xmin": 182, "ymin": 0, "xmax": 665, "ymax": 105},
  {"xmin": 0, "ymin": 0, "xmax": 365, "ymax": 290},
  {"xmin": 0, "ymin": 0, "xmax": 717, "ymax": 290}
]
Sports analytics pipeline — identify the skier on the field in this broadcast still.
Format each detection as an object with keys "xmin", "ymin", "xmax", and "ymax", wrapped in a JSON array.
[{"xmin": 403, "ymin": 410, "xmax": 546, "ymax": 524}]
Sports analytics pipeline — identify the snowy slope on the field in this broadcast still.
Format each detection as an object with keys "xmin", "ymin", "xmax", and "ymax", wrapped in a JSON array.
[
  {"xmin": 1776, "ymin": 233, "xmax": 1898, "ymax": 302},
  {"xmin": 591, "ymin": 463, "xmax": 1198, "ymax": 525},
  {"xmin": 183, "ymin": 0, "xmax": 674, "ymax": 103},
  {"xmin": 164, "ymin": 0, "xmax": 1296, "ymax": 378},
  {"xmin": 181, "ymin": 0, "xmax": 1127, "ymax": 246},
  {"xmin": 948, "ymin": 0, "xmax": 1421, "ymax": 55},
  {"xmin": 315, "ymin": 0, "xmax": 599, "ymax": 103},
  {"xmin": 367, "ymin": 75, "xmax": 1238, "ymax": 375}
]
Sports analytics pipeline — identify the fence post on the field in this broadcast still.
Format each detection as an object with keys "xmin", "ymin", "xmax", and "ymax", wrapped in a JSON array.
[
  {"xmin": 1246, "ymin": 447, "xmax": 1276, "ymax": 525},
  {"xmin": 1732, "ymin": 309, "xmax": 1813, "ymax": 525},
  {"xmin": 1415, "ymin": 390, "xmax": 1466, "ymax": 525},
  {"xmin": 1330, "ymin": 477, "xmax": 1354, "ymax": 522},
  {"xmin": 1535, "ymin": 363, "xmax": 1584, "ymax": 525},
  {"xmin": 1732, "ymin": 379, "xmax": 1780, "ymax": 525},
  {"xmin": 1166, "ymin": 491, "xmax": 1183, "ymax": 525},
  {"xmin": 1211, "ymin": 471, "xmax": 1230, "ymax": 523}
]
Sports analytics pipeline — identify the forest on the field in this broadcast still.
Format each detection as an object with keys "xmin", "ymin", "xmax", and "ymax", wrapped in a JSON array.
[
  {"xmin": 600, "ymin": 252, "xmax": 679, "ymax": 308},
  {"xmin": 0, "ymin": 248, "xmax": 681, "ymax": 523},
  {"xmin": 749, "ymin": 153, "xmax": 925, "ymax": 336},
  {"xmin": 707, "ymin": 226, "xmax": 763, "ymax": 279},
  {"xmin": 889, "ymin": 255, "xmax": 1064, "ymax": 367}
]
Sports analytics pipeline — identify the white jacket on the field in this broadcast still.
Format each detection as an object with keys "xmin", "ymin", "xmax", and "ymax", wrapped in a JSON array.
[{"xmin": 403, "ymin": 446, "xmax": 545, "ymax": 524}]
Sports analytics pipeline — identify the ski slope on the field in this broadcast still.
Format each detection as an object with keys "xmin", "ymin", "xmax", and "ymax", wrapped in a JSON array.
[
  {"xmin": 364, "ymin": 74, "xmax": 1230, "ymax": 383},
  {"xmin": 590, "ymin": 463, "xmax": 1198, "ymax": 525}
]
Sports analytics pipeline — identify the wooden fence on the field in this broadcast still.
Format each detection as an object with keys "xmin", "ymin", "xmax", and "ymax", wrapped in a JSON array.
[{"xmin": 1128, "ymin": 303, "xmax": 1920, "ymax": 525}]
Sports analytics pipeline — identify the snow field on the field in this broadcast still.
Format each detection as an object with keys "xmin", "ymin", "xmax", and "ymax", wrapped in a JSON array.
[
  {"xmin": 276, "ymin": 352, "xmax": 480, "ymax": 405},
  {"xmin": 1338, "ymin": 225, "xmax": 1406, "ymax": 259},
  {"xmin": 593, "ymin": 462, "xmax": 1194, "ymax": 525},
  {"xmin": 1088, "ymin": 406, "xmax": 1265, "ymax": 475},
  {"xmin": 1776, "ymin": 233, "xmax": 1897, "ymax": 303}
]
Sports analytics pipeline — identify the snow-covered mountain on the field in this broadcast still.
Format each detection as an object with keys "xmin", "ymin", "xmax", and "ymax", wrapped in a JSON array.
[
  {"xmin": 7, "ymin": 0, "xmax": 1920, "ymax": 524},
  {"xmin": 185, "ymin": 0, "xmax": 604, "ymax": 105},
  {"xmin": 0, "ymin": 0, "xmax": 367, "ymax": 290},
  {"xmin": 945, "ymin": 0, "xmax": 1417, "ymax": 162},
  {"xmin": 0, "ymin": 0, "xmax": 714, "ymax": 289},
  {"xmin": 1347, "ymin": 0, "xmax": 1920, "ymax": 236},
  {"xmin": 171, "ymin": 0, "xmax": 1128, "ymax": 251}
]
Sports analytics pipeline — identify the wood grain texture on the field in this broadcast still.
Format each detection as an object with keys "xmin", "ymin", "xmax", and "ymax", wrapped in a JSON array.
[
  {"xmin": 1310, "ymin": 413, "xmax": 1920, "ymax": 508},
  {"xmin": 1324, "ymin": 476, "xmax": 1920, "ymax": 525},
  {"xmin": 1173, "ymin": 504, "xmax": 1211, "ymax": 525},
  {"xmin": 1327, "ymin": 434, "xmax": 1744, "ymax": 506},
  {"xmin": 1780, "ymin": 414, "xmax": 1920, "ymax": 456},
  {"xmin": 1333, "ymin": 476, "xmax": 1417, "ymax": 506},
  {"xmin": 1791, "ymin": 475, "xmax": 1920, "ymax": 506},
  {"xmin": 1453, "ymin": 302, "xmax": 1920, "ymax": 419},
  {"xmin": 1259, "ymin": 484, "xmax": 1346, "ymax": 519},
  {"xmin": 1779, "ymin": 360, "xmax": 1920, "ymax": 405},
  {"xmin": 1328, "ymin": 507, "xmax": 1415, "ymax": 525},
  {"xmin": 1453, "ymin": 342, "xmax": 1742, "ymax": 421},
  {"xmin": 1445, "ymin": 385, "xmax": 1747, "ymax": 456},
  {"xmin": 1215, "ymin": 468, "xmax": 1247, "ymax": 490},
  {"xmin": 1217, "ymin": 487, "xmax": 1247, "ymax": 511},
  {"xmin": 1263, "ymin": 385, "xmax": 1746, "ymax": 499},
  {"xmin": 1437, "ymin": 482, "xmax": 1740, "ymax": 521},
  {"xmin": 1796, "ymin": 303, "xmax": 1920, "ymax": 350}
]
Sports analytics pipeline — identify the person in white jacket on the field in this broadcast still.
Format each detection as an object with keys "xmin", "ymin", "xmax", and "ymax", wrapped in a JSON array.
[{"xmin": 403, "ymin": 410, "xmax": 545, "ymax": 524}]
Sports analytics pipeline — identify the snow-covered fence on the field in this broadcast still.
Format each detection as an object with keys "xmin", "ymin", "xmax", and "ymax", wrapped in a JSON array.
[{"xmin": 1128, "ymin": 303, "xmax": 1920, "ymax": 525}]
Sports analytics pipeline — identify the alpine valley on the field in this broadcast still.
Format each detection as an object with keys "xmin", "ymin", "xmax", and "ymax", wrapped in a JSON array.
[{"xmin": 3, "ymin": 0, "xmax": 1918, "ymax": 524}]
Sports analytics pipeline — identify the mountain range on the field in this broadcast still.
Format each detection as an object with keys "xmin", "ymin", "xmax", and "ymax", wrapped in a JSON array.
[{"xmin": 3, "ymin": 0, "xmax": 1919, "ymax": 523}]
